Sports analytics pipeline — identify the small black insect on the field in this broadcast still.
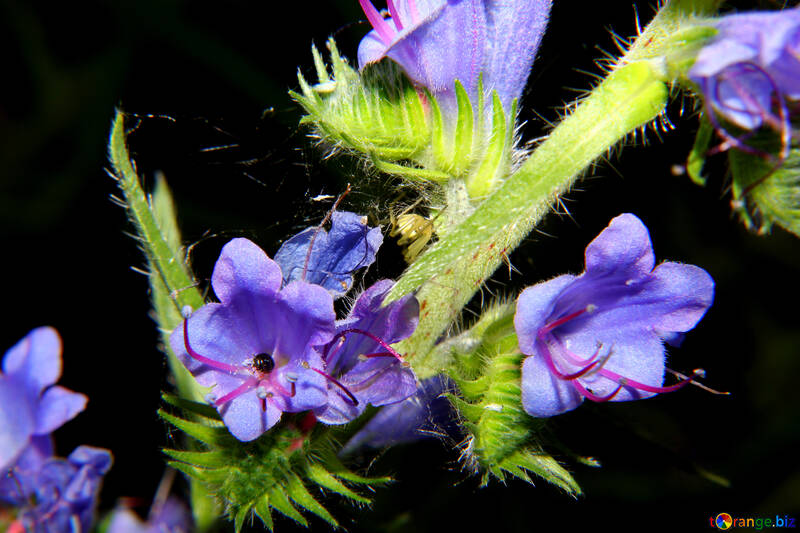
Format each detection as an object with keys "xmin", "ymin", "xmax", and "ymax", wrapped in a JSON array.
[{"xmin": 252, "ymin": 352, "xmax": 275, "ymax": 374}]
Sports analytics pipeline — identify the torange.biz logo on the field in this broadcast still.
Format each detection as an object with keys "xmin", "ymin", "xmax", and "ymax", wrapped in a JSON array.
[{"xmin": 710, "ymin": 513, "xmax": 796, "ymax": 530}]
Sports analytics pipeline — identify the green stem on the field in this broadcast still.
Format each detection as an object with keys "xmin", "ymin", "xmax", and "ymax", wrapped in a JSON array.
[{"xmin": 108, "ymin": 110, "xmax": 205, "ymax": 315}]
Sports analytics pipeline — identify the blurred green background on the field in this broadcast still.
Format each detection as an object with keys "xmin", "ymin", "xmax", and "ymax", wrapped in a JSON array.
[{"xmin": 1, "ymin": 0, "xmax": 798, "ymax": 531}]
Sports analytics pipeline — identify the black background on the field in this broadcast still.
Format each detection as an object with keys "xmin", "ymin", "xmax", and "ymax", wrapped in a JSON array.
[{"xmin": 1, "ymin": 0, "xmax": 798, "ymax": 531}]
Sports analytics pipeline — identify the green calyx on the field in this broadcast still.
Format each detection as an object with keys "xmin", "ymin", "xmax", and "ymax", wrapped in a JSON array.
[
  {"xmin": 441, "ymin": 303, "xmax": 582, "ymax": 495},
  {"xmin": 160, "ymin": 395, "xmax": 390, "ymax": 532},
  {"xmin": 292, "ymin": 38, "xmax": 516, "ymax": 199}
]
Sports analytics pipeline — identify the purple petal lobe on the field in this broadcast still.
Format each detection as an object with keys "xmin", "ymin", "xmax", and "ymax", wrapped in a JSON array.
[
  {"xmin": 482, "ymin": 0, "xmax": 552, "ymax": 110},
  {"xmin": 2, "ymin": 327, "xmax": 62, "ymax": 392},
  {"xmin": 34, "ymin": 386, "xmax": 88, "ymax": 436},
  {"xmin": 0, "ymin": 376, "xmax": 36, "ymax": 471},
  {"xmin": 583, "ymin": 213, "xmax": 655, "ymax": 279},
  {"xmin": 521, "ymin": 351, "xmax": 583, "ymax": 417},
  {"xmin": 275, "ymin": 211, "xmax": 383, "ymax": 297},
  {"xmin": 211, "ymin": 238, "xmax": 283, "ymax": 305}
]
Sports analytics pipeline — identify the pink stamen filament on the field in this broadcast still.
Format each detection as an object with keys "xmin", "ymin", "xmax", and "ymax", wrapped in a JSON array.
[
  {"xmin": 183, "ymin": 320, "xmax": 244, "ymax": 375},
  {"xmin": 336, "ymin": 328, "xmax": 408, "ymax": 365},
  {"xmin": 358, "ymin": 0, "xmax": 396, "ymax": 45},
  {"xmin": 572, "ymin": 380, "xmax": 624, "ymax": 402},
  {"xmin": 407, "ymin": 0, "xmax": 420, "ymax": 24},
  {"xmin": 214, "ymin": 379, "xmax": 258, "ymax": 407},
  {"xmin": 309, "ymin": 367, "xmax": 359, "ymax": 406},
  {"xmin": 539, "ymin": 340, "xmax": 602, "ymax": 381},
  {"xmin": 539, "ymin": 308, "xmax": 589, "ymax": 336},
  {"xmin": 597, "ymin": 367, "xmax": 701, "ymax": 394},
  {"xmin": 386, "ymin": 0, "xmax": 403, "ymax": 30}
]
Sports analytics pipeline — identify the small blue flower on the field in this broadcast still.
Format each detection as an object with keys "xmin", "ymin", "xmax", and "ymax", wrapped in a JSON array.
[
  {"xmin": 1, "ymin": 327, "xmax": 87, "ymax": 502},
  {"xmin": 274, "ymin": 211, "xmax": 383, "ymax": 298},
  {"xmin": 515, "ymin": 214, "xmax": 715, "ymax": 418},
  {"xmin": 689, "ymin": 8, "xmax": 800, "ymax": 131},
  {"xmin": 16, "ymin": 446, "xmax": 112, "ymax": 533},
  {"xmin": 108, "ymin": 496, "xmax": 192, "ymax": 533},
  {"xmin": 315, "ymin": 280, "xmax": 419, "ymax": 424},
  {"xmin": 170, "ymin": 238, "xmax": 337, "ymax": 441},
  {"xmin": 340, "ymin": 374, "xmax": 455, "ymax": 454},
  {"xmin": 357, "ymin": 0, "xmax": 551, "ymax": 117}
]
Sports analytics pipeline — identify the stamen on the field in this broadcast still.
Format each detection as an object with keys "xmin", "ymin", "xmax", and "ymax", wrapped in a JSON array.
[
  {"xmin": 540, "ymin": 341, "xmax": 602, "ymax": 381},
  {"xmin": 358, "ymin": 1, "xmax": 396, "ymax": 48},
  {"xmin": 214, "ymin": 379, "xmax": 258, "ymax": 407},
  {"xmin": 183, "ymin": 320, "xmax": 243, "ymax": 375},
  {"xmin": 336, "ymin": 328, "xmax": 409, "ymax": 366},
  {"xmin": 666, "ymin": 368, "xmax": 730, "ymax": 395},
  {"xmin": 538, "ymin": 306, "xmax": 593, "ymax": 336},
  {"xmin": 303, "ymin": 362, "xmax": 359, "ymax": 406},
  {"xmin": 572, "ymin": 380, "xmax": 624, "ymax": 402},
  {"xmin": 597, "ymin": 367, "xmax": 707, "ymax": 394},
  {"xmin": 387, "ymin": 0, "xmax": 403, "ymax": 31}
]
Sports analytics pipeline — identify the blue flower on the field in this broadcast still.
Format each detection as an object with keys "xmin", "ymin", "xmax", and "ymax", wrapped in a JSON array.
[
  {"xmin": 315, "ymin": 280, "xmax": 419, "ymax": 424},
  {"xmin": 340, "ymin": 374, "xmax": 456, "ymax": 454},
  {"xmin": 689, "ymin": 8, "xmax": 800, "ymax": 131},
  {"xmin": 274, "ymin": 211, "xmax": 382, "ymax": 298},
  {"xmin": 1, "ymin": 327, "xmax": 87, "ymax": 502},
  {"xmin": 515, "ymin": 214, "xmax": 715, "ymax": 417},
  {"xmin": 357, "ymin": 0, "xmax": 552, "ymax": 116},
  {"xmin": 170, "ymin": 238, "xmax": 337, "ymax": 441},
  {"xmin": 108, "ymin": 496, "xmax": 192, "ymax": 533},
  {"xmin": 15, "ymin": 446, "xmax": 112, "ymax": 533}
]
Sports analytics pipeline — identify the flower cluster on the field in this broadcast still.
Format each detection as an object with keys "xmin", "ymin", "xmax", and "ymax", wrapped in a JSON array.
[
  {"xmin": 170, "ymin": 212, "xmax": 419, "ymax": 441},
  {"xmin": 689, "ymin": 8, "xmax": 800, "ymax": 136},
  {"xmin": 357, "ymin": 0, "xmax": 552, "ymax": 119},
  {"xmin": 515, "ymin": 214, "xmax": 715, "ymax": 417},
  {"xmin": 1, "ymin": 327, "xmax": 111, "ymax": 532}
]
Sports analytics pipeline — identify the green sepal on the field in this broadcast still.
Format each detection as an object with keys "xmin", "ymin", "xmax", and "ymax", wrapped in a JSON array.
[
  {"xmin": 466, "ymin": 93, "xmax": 513, "ymax": 198},
  {"xmin": 294, "ymin": 40, "xmax": 516, "ymax": 198},
  {"xmin": 161, "ymin": 399, "xmax": 391, "ymax": 532},
  {"xmin": 729, "ymin": 139, "xmax": 800, "ymax": 238},
  {"xmin": 687, "ymin": 114, "xmax": 714, "ymax": 186},
  {"xmin": 437, "ymin": 302, "xmax": 582, "ymax": 494}
]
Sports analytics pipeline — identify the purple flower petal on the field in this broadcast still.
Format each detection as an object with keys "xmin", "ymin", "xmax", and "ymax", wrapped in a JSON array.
[
  {"xmin": 357, "ymin": 0, "xmax": 551, "ymax": 118},
  {"xmin": 515, "ymin": 214, "xmax": 715, "ymax": 417},
  {"xmin": 521, "ymin": 350, "xmax": 582, "ymax": 417},
  {"xmin": 482, "ymin": 0, "xmax": 552, "ymax": 110},
  {"xmin": 211, "ymin": 238, "xmax": 283, "ymax": 305},
  {"xmin": 2, "ymin": 327, "xmax": 62, "ymax": 393},
  {"xmin": 275, "ymin": 211, "xmax": 383, "ymax": 298},
  {"xmin": 0, "ymin": 375, "xmax": 35, "ymax": 471},
  {"xmin": 34, "ymin": 386, "xmax": 88, "ymax": 436}
]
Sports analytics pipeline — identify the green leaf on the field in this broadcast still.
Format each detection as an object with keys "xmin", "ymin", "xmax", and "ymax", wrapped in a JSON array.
[
  {"xmin": 730, "ymin": 145, "xmax": 800, "ymax": 238},
  {"xmin": 687, "ymin": 115, "xmax": 714, "ymax": 186}
]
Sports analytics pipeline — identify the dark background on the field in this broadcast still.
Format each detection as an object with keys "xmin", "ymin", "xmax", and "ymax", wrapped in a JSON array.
[{"xmin": 1, "ymin": 0, "xmax": 798, "ymax": 531}]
